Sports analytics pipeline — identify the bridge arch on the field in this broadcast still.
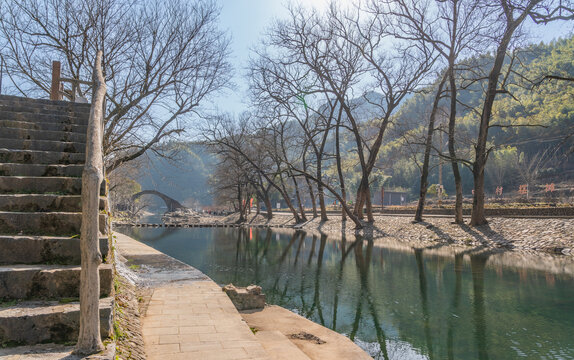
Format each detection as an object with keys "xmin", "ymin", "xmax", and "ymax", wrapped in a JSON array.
[{"xmin": 131, "ymin": 190, "xmax": 187, "ymax": 212}]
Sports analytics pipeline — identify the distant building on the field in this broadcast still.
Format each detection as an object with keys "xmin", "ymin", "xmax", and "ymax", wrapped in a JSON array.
[{"xmin": 373, "ymin": 190, "xmax": 408, "ymax": 206}]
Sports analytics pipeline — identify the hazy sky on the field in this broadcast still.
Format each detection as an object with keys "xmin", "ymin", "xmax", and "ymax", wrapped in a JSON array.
[
  {"xmin": 215, "ymin": 0, "xmax": 573, "ymax": 114},
  {"xmin": 215, "ymin": 0, "xmax": 341, "ymax": 114}
]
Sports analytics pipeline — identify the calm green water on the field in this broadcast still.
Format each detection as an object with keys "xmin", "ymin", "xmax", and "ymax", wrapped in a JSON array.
[{"xmin": 118, "ymin": 226, "xmax": 574, "ymax": 360}]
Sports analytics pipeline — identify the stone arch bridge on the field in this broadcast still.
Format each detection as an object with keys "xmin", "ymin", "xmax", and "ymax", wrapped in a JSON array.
[{"xmin": 131, "ymin": 190, "xmax": 187, "ymax": 212}]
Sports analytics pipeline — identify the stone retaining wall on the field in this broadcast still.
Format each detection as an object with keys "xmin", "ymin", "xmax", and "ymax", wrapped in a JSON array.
[{"xmin": 382, "ymin": 207, "xmax": 574, "ymax": 217}]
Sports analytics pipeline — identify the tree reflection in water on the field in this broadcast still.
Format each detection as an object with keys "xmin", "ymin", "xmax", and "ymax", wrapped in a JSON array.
[
  {"xmin": 471, "ymin": 255, "xmax": 489, "ymax": 360},
  {"xmin": 119, "ymin": 226, "xmax": 574, "ymax": 360}
]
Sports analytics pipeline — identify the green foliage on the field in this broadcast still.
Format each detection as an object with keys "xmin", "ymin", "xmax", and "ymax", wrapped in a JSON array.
[
  {"xmin": 382, "ymin": 36, "xmax": 574, "ymax": 196},
  {"xmin": 427, "ymin": 184, "xmax": 447, "ymax": 197},
  {"xmin": 0, "ymin": 300, "xmax": 18, "ymax": 308}
]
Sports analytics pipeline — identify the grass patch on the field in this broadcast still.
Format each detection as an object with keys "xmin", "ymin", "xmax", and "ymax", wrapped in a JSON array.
[
  {"xmin": 0, "ymin": 299, "xmax": 19, "ymax": 308},
  {"xmin": 1, "ymin": 340, "xmax": 25, "ymax": 348},
  {"xmin": 113, "ymin": 320, "xmax": 126, "ymax": 340}
]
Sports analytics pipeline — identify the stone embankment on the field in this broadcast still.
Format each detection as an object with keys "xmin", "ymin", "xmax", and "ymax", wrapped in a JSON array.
[
  {"xmin": 113, "ymin": 232, "xmax": 371, "ymax": 360},
  {"xmin": 116, "ymin": 211, "xmax": 574, "ymax": 256},
  {"xmin": 210, "ymin": 212, "xmax": 574, "ymax": 256}
]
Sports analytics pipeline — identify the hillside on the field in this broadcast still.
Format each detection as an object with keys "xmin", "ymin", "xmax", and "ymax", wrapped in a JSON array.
[
  {"xmin": 134, "ymin": 142, "xmax": 216, "ymax": 209},
  {"xmin": 378, "ymin": 36, "xmax": 574, "ymax": 199}
]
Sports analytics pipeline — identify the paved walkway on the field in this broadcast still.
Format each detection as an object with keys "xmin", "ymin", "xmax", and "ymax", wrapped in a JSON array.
[
  {"xmin": 143, "ymin": 282, "xmax": 269, "ymax": 359},
  {"xmin": 115, "ymin": 233, "xmax": 270, "ymax": 360}
]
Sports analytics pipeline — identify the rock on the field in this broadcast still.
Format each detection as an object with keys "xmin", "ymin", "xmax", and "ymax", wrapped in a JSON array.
[
  {"xmin": 289, "ymin": 331, "xmax": 326, "ymax": 344},
  {"xmin": 222, "ymin": 283, "xmax": 266, "ymax": 311}
]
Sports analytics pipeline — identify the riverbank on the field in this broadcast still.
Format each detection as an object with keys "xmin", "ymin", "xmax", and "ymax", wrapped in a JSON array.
[
  {"xmin": 212, "ymin": 212, "xmax": 574, "ymax": 256},
  {"xmin": 113, "ymin": 232, "xmax": 371, "ymax": 359}
]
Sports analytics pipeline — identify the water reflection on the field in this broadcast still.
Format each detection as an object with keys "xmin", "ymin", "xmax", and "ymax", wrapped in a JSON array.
[{"xmin": 118, "ymin": 226, "xmax": 574, "ymax": 360}]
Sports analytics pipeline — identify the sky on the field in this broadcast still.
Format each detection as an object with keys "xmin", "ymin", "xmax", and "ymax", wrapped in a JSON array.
[
  {"xmin": 214, "ymin": 0, "xmax": 574, "ymax": 115},
  {"xmin": 215, "ymin": 0, "xmax": 340, "ymax": 114}
]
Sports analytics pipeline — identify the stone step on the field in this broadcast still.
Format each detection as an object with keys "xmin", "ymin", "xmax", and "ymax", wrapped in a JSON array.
[
  {"xmin": 0, "ymin": 149, "xmax": 85, "ymax": 165},
  {"xmin": 0, "ymin": 211, "xmax": 106, "ymax": 236},
  {"xmin": 0, "ymin": 176, "xmax": 105, "ymax": 195},
  {"xmin": 0, "ymin": 119, "xmax": 88, "ymax": 134},
  {"xmin": 0, "ymin": 194, "xmax": 106, "ymax": 212},
  {"xmin": 0, "ymin": 138, "xmax": 85, "ymax": 153},
  {"xmin": 0, "ymin": 111, "xmax": 90, "ymax": 126},
  {"xmin": 0, "ymin": 95, "xmax": 91, "ymax": 113},
  {"xmin": 0, "ymin": 235, "xmax": 109, "ymax": 265},
  {"xmin": 0, "ymin": 163, "xmax": 83, "ymax": 177},
  {"xmin": 0, "ymin": 95, "xmax": 91, "ymax": 119},
  {"xmin": 0, "ymin": 103, "xmax": 91, "ymax": 115},
  {"xmin": 0, "ymin": 264, "xmax": 112, "ymax": 300},
  {"xmin": 254, "ymin": 330, "xmax": 312, "ymax": 360},
  {"xmin": 0, "ymin": 127, "xmax": 87, "ymax": 143},
  {"xmin": 0, "ymin": 103, "xmax": 91, "ymax": 117},
  {"xmin": 0, "ymin": 297, "xmax": 112, "ymax": 345}
]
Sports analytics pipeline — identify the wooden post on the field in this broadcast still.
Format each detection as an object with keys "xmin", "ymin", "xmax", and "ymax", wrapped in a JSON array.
[
  {"xmin": 50, "ymin": 61, "xmax": 61, "ymax": 101},
  {"xmin": 75, "ymin": 51, "xmax": 106, "ymax": 355}
]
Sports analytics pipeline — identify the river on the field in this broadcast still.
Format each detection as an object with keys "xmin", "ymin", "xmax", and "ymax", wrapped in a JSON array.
[{"xmin": 117, "ymin": 226, "xmax": 574, "ymax": 359}]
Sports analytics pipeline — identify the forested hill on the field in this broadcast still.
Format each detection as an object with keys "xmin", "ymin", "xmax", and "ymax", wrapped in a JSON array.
[
  {"xmin": 381, "ymin": 36, "xmax": 574, "ymax": 197},
  {"xmin": 135, "ymin": 142, "xmax": 216, "ymax": 209},
  {"xmin": 132, "ymin": 37, "xmax": 573, "ymax": 207}
]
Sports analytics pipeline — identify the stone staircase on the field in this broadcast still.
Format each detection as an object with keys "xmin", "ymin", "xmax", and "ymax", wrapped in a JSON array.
[{"xmin": 0, "ymin": 95, "xmax": 112, "ymax": 347}]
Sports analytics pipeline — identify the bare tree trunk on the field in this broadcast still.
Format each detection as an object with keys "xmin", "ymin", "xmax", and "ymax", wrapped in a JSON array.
[
  {"xmin": 306, "ymin": 178, "xmax": 318, "ymax": 218},
  {"xmin": 354, "ymin": 181, "xmax": 366, "ymax": 220},
  {"xmin": 415, "ymin": 75, "xmax": 447, "ymax": 222},
  {"xmin": 470, "ymin": 3, "xmax": 533, "ymax": 226},
  {"xmin": 294, "ymin": 170, "xmax": 363, "ymax": 229},
  {"xmin": 317, "ymin": 182, "xmax": 328, "ymax": 222},
  {"xmin": 335, "ymin": 116, "xmax": 347, "ymax": 221},
  {"xmin": 315, "ymin": 151, "xmax": 328, "ymax": 221},
  {"xmin": 303, "ymin": 152, "xmax": 318, "ymax": 218},
  {"xmin": 264, "ymin": 196, "xmax": 273, "ymax": 220},
  {"xmin": 75, "ymin": 51, "xmax": 106, "ymax": 355},
  {"xmin": 448, "ymin": 64, "xmax": 464, "ymax": 224},
  {"xmin": 365, "ymin": 185, "xmax": 374, "ymax": 222},
  {"xmin": 292, "ymin": 176, "xmax": 307, "ymax": 222},
  {"xmin": 278, "ymin": 173, "xmax": 302, "ymax": 223},
  {"xmin": 237, "ymin": 184, "xmax": 245, "ymax": 223}
]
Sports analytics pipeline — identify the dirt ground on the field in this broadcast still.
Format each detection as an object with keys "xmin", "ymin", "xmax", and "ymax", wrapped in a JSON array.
[{"xmin": 215, "ymin": 212, "xmax": 574, "ymax": 256}]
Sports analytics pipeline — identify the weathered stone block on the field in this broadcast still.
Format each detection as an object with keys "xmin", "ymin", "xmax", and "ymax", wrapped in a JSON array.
[{"xmin": 222, "ymin": 284, "xmax": 266, "ymax": 311}]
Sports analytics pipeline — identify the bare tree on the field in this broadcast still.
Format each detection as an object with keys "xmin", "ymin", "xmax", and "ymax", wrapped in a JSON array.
[
  {"xmin": 415, "ymin": 73, "xmax": 448, "ymax": 222},
  {"xmin": 470, "ymin": 0, "xmax": 574, "ymax": 225},
  {"xmin": 0, "ymin": 0, "xmax": 231, "ymax": 173},
  {"xmin": 210, "ymin": 152, "xmax": 255, "ymax": 222},
  {"xmin": 249, "ymin": 61, "xmax": 332, "ymax": 222},
  {"xmin": 370, "ymin": 0, "xmax": 492, "ymax": 223},
  {"xmin": 341, "ymin": 2, "xmax": 436, "ymax": 221},
  {"xmin": 250, "ymin": 4, "xmax": 356, "ymax": 222},
  {"xmin": 201, "ymin": 113, "xmax": 304, "ymax": 223}
]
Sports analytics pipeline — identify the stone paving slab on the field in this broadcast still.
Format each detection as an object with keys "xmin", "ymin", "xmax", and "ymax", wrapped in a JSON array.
[
  {"xmin": 241, "ymin": 306, "xmax": 372, "ymax": 360},
  {"xmin": 143, "ymin": 283, "xmax": 270, "ymax": 360},
  {"xmin": 115, "ymin": 233, "xmax": 271, "ymax": 360},
  {"xmin": 254, "ymin": 330, "xmax": 311, "ymax": 360}
]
